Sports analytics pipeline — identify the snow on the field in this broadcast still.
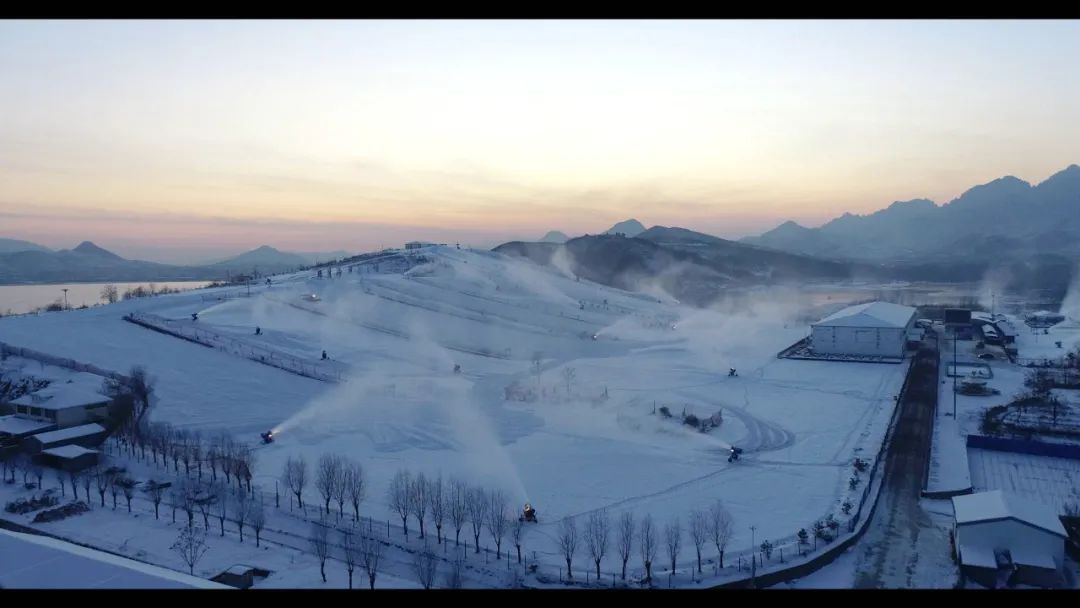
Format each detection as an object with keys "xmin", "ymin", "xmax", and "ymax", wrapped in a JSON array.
[
  {"xmin": 10, "ymin": 373, "xmax": 110, "ymax": 410},
  {"xmin": 0, "ymin": 415, "xmax": 56, "ymax": 436},
  {"xmin": 0, "ymin": 528, "xmax": 230, "ymax": 589},
  {"xmin": 43, "ymin": 444, "xmax": 99, "ymax": 459},
  {"xmin": 29, "ymin": 423, "xmax": 105, "ymax": 445},
  {"xmin": 952, "ymin": 490, "xmax": 1066, "ymax": 537},
  {"xmin": 958, "ymin": 543, "xmax": 996, "ymax": 569},
  {"xmin": 0, "ymin": 246, "xmax": 920, "ymax": 587},
  {"xmin": 925, "ymin": 415, "xmax": 972, "ymax": 495},
  {"xmin": 813, "ymin": 302, "xmax": 916, "ymax": 329}
]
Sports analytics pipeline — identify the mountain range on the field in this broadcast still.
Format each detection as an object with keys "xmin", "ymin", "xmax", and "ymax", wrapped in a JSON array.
[
  {"xmin": 0, "ymin": 242, "xmax": 334, "ymax": 284},
  {"xmin": 743, "ymin": 164, "xmax": 1080, "ymax": 264}
]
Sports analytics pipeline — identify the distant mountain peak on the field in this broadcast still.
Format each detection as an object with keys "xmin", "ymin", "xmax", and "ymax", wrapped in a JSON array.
[
  {"xmin": 604, "ymin": 219, "xmax": 646, "ymax": 237},
  {"xmin": 540, "ymin": 230, "xmax": 569, "ymax": 243},
  {"xmin": 72, "ymin": 241, "xmax": 123, "ymax": 260}
]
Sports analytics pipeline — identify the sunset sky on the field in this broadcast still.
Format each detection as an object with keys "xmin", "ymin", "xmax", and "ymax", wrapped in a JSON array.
[{"xmin": 2, "ymin": 20, "xmax": 1079, "ymax": 262}]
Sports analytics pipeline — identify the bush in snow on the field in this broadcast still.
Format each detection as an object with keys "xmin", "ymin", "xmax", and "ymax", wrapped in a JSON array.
[
  {"xmin": 853, "ymin": 458, "xmax": 868, "ymax": 473},
  {"xmin": 683, "ymin": 414, "xmax": 700, "ymax": 428},
  {"xmin": 658, "ymin": 406, "xmax": 672, "ymax": 418},
  {"xmin": 841, "ymin": 501, "xmax": 853, "ymax": 515},
  {"xmin": 759, "ymin": 539, "xmax": 773, "ymax": 560},
  {"xmin": 797, "ymin": 528, "xmax": 809, "ymax": 553},
  {"xmin": 848, "ymin": 476, "xmax": 860, "ymax": 491}
]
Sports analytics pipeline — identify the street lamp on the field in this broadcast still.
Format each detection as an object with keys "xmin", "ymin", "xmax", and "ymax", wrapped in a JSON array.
[
  {"xmin": 61, "ymin": 288, "xmax": 69, "ymax": 310},
  {"xmin": 750, "ymin": 525, "xmax": 757, "ymax": 588}
]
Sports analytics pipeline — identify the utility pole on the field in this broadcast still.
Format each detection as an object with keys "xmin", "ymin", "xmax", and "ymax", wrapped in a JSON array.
[
  {"xmin": 750, "ymin": 525, "xmax": 757, "ymax": 588},
  {"xmin": 953, "ymin": 327, "xmax": 958, "ymax": 419},
  {"xmin": 62, "ymin": 288, "xmax": 69, "ymax": 310}
]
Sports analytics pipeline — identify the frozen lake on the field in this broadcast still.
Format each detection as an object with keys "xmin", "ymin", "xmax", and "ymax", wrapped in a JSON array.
[{"xmin": 0, "ymin": 281, "xmax": 212, "ymax": 315}]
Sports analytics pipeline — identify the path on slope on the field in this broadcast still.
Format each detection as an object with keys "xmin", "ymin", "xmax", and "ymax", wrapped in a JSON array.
[{"xmin": 851, "ymin": 340, "xmax": 956, "ymax": 588}]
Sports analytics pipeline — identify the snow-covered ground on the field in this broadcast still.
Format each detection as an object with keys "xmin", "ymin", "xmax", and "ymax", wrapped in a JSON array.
[{"xmin": 0, "ymin": 246, "xmax": 915, "ymax": 587}]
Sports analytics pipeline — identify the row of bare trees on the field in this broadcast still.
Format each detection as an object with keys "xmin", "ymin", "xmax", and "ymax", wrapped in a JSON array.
[
  {"xmin": 109, "ymin": 421, "xmax": 256, "ymax": 495},
  {"xmin": 555, "ymin": 500, "xmax": 735, "ymax": 584},
  {"xmin": 318, "ymin": 522, "xmax": 386, "ymax": 589},
  {"xmin": 282, "ymin": 453, "xmax": 367, "ymax": 521},
  {"xmin": 386, "ymin": 470, "xmax": 523, "ymax": 561}
]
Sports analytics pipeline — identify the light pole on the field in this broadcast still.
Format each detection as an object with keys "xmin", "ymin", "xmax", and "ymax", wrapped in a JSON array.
[
  {"xmin": 750, "ymin": 525, "xmax": 757, "ymax": 588},
  {"xmin": 62, "ymin": 288, "xmax": 69, "ymax": 310},
  {"xmin": 953, "ymin": 327, "xmax": 958, "ymax": 419}
]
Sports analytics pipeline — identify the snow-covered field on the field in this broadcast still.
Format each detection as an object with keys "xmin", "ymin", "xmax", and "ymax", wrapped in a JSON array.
[{"xmin": 0, "ymin": 246, "xmax": 913, "ymax": 587}]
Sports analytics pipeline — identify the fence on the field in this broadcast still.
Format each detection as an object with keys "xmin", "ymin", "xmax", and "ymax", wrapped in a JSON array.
[
  {"xmin": 966, "ymin": 434, "xmax": 1080, "ymax": 461},
  {"xmin": 0, "ymin": 341, "xmax": 128, "ymax": 385},
  {"xmin": 123, "ymin": 312, "xmax": 344, "ymax": 383}
]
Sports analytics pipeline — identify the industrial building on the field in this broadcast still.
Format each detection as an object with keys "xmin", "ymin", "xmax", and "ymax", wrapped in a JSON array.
[
  {"xmin": 22, "ymin": 423, "xmax": 106, "ymax": 455},
  {"xmin": 810, "ymin": 301, "xmax": 917, "ymax": 359},
  {"xmin": 952, "ymin": 490, "xmax": 1068, "ymax": 588}
]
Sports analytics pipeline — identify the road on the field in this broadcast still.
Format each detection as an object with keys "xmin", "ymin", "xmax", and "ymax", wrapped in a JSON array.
[{"xmin": 852, "ymin": 337, "xmax": 957, "ymax": 588}]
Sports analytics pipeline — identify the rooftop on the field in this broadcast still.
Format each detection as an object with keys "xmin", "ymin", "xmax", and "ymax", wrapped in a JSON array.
[
  {"xmin": 0, "ymin": 415, "xmax": 56, "ymax": 437},
  {"xmin": 42, "ymin": 445, "xmax": 100, "ymax": 459},
  {"xmin": 0, "ymin": 528, "xmax": 230, "ymax": 589},
  {"xmin": 9, "ymin": 373, "xmax": 111, "ymax": 411},
  {"xmin": 813, "ymin": 301, "xmax": 917, "ymax": 329},
  {"xmin": 29, "ymin": 423, "xmax": 106, "ymax": 445},
  {"xmin": 952, "ymin": 489, "xmax": 1067, "ymax": 538}
]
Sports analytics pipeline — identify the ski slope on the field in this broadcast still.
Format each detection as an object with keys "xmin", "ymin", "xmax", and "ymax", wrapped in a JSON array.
[{"xmin": 0, "ymin": 245, "xmax": 911, "ymax": 585}]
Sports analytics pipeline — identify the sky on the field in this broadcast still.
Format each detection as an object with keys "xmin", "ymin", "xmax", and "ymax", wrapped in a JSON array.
[{"xmin": 2, "ymin": 19, "xmax": 1079, "ymax": 263}]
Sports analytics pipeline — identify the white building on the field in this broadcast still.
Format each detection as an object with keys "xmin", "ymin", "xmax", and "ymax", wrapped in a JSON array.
[
  {"xmin": 7, "ymin": 373, "xmax": 111, "ymax": 428},
  {"xmin": 952, "ymin": 490, "xmax": 1067, "ymax": 588},
  {"xmin": 810, "ymin": 301, "xmax": 917, "ymax": 359}
]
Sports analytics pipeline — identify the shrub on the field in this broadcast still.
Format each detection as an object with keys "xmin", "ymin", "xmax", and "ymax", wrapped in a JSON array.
[
  {"xmin": 33, "ymin": 501, "xmax": 91, "ymax": 523},
  {"xmin": 848, "ymin": 476, "xmax": 859, "ymax": 491},
  {"xmin": 841, "ymin": 501, "xmax": 853, "ymax": 515},
  {"xmin": 683, "ymin": 414, "xmax": 700, "ymax": 428},
  {"xmin": 658, "ymin": 406, "xmax": 672, "ymax": 418},
  {"xmin": 853, "ymin": 458, "xmax": 868, "ymax": 473}
]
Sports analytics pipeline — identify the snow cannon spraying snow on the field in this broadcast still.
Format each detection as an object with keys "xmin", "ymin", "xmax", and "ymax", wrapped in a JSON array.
[
  {"xmin": 260, "ymin": 430, "xmax": 274, "ymax": 444},
  {"xmin": 520, "ymin": 503, "xmax": 538, "ymax": 523},
  {"xmin": 727, "ymin": 446, "xmax": 743, "ymax": 463}
]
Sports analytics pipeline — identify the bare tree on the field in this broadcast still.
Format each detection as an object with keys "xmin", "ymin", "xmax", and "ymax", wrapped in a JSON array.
[
  {"xmin": 31, "ymin": 462, "xmax": 43, "ymax": 491},
  {"xmin": 639, "ymin": 514, "xmax": 657, "ymax": 582},
  {"xmin": 95, "ymin": 465, "xmax": 112, "ymax": 507},
  {"xmin": 145, "ymin": 479, "xmax": 165, "ymax": 519},
  {"xmin": 466, "ymin": 486, "xmax": 488, "ymax": 553},
  {"xmin": 68, "ymin": 470, "xmax": 82, "ymax": 501},
  {"xmin": 116, "ymin": 477, "xmax": 136, "ymax": 513},
  {"xmin": 689, "ymin": 510, "xmax": 708, "ymax": 574},
  {"xmin": 388, "ymin": 469, "xmax": 412, "ymax": 537},
  {"xmin": 410, "ymin": 471, "xmax": 428, "ymax": 539},
  {"xmin": 191, "ymin": 430, "xmax": 203, "ymax": 481},
  {"xmin": 332, "ymin": 459, "xmax": 348, "ymax": 518},
  {"xmin": 427, "ymin": 474, "xmax": 445, "ymax": 544},
  {"xmin": 561, "ymin": 366, "xmax": 577, "ymax": 395},
  {"xmin": 344, "ymin": 461, "xmax": 365, "ymax": 522},
  {"xmin": 358, "ymin": 531, "xmax": 383, "ymax": 590},
  {"xmin": 54, "ymin": 468, "xmax": 66, "ymax": 497},
  {"xmin": 214, "ymin": 483, "xmax": 228, "ymax": 536},
  {"xmin": 310, "ymin": 520, "xmax": 330, "ymax": 583},
  {"xmin": 316, "ymin": 454, "xmax": 342, "ymax": 517},
  {"xmin": 101, "ymin": 284, "xmax": 119, "ymax": 304},
  {"xmin": 81, "ymin": 469, "xmax": 92, "ymax": 505},
  {"xmin": 171, "ymin": 523, "xmax": 209, "ymax": 576},
  {"xmin": 708, "ymin": 500, "xmax": 734, "ymax": 568},
  {"xmin": 444, "ymin": 549, "xmax": 465, "ymax": 589},
  {"xmin": 283, "ymin": 455, "xmax": 308, "ymax": 510},
  {"xmin": 486, "ymin": 489, "xmax": 509, "ymax": 559},
  {"xmin": 342, "ymin": 529, "xmax": 357, "ymax": 589},
  {"xmin": 233, "ymin": 489, "xmax": 251, "ymax": 542},
  {"xmin": 617, "ymin": 511, "xmax": 635, "ymax": 580},
  {"xmin": 171, "ymin": 480, "xmax": 195, "ymax": 527},
  {"xmin": 448, "ymin": 477, "xmax": 468, "ymax": 546},
  {"xmin": 250, "ymin": 500, "xmax": 266, "ymax": 548},
  {"xmin": 664, "ymin": 518, "xmax": 682, "ymax": 577},
  {"xmin": 585, "ymin": 509, "xmax": 610, "ymax": 580},
  {"xmin": 195, "ymin": 485, "xmax": 214, "ymax": 528},
  {"xmin": 511, "ymin": 517, "xmax": 525, "ymax": 564},
  {"xmin": 557, "ymin": 517, "xmax": 578, "ymax": 579},
  {"xmin": 108, "ymin": 472, "xmax": 121, "ymax": 510},
  {"xmin": 413, "ymin": 543, "xmax": 439, "ymax": 589}
]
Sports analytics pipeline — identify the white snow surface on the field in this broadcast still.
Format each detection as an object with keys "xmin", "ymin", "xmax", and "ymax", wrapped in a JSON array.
[
  {"xmin": 0, "ymin": 528, "xmax": 229, "ymax": 589},
  {"xmin": 0, "ymin": 246, "xmax": 916, "ymax": 587}
]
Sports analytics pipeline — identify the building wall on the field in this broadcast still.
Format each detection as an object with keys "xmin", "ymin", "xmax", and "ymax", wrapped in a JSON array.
[
  {"xmin": 55, "ymin": 408, "xmax": 89, "ymax": 428},
  {"xmin": 956, "ymin": 519, "xmax": 1064, "ymax": 571},
  {"xmin": 811, "ymin": 325, "xmax": 907, "ymax": 357}
]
